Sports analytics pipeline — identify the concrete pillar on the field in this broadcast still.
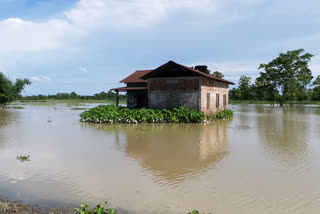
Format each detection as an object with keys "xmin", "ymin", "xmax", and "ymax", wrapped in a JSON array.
[{"xmin": 116, "ymin": 90, "xmax": 119, "ymax": 106}]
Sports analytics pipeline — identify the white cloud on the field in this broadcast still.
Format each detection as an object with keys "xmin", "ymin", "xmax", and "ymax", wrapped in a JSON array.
[
  {"xmin": 0, "ymin": 0, "xmax": 266, "ymax": 54},
  {"xmin": 79, "ymin": 67, "xmax": 88, "ymax": 73},
  {"xmin": 0, "ymin": 18, "xmax": 69, "ymax": 53},
  {"xmin": 31, "ymin": 76, "xmax": 51, "ymax": 81}
]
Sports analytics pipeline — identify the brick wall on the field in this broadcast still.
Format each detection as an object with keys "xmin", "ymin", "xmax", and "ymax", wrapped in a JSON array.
[{"xmin": 200, "ymin": 78, "xmax": 230, "ymax": 115}]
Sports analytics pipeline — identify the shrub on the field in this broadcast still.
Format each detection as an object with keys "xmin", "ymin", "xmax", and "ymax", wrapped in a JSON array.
[{"xmin": 207, "ymin": 109, "xmax": 233, "ymax": 121}]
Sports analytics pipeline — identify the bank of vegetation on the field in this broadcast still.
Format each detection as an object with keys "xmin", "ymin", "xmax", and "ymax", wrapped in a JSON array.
[
  {"xmin": 0, "ymin": 198, "xmax": 209, "ymax": 214},
  {"xmin": 80, "ymin": 105, "xmax": 232, "ymax": 124},
  {"xmin": 19, "ymin": 91, "xmax": 126, "ymax": 103},
  {"xmin": 229, "ymin": 49, "xmax": 320, "ymax": 106},
  {"xmin": 3, "ymin": 49, "xmax": 320, "ymax": 108}
]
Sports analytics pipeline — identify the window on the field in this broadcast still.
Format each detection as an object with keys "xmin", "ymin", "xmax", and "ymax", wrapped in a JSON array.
[
  {"xmin": 207, "ymin": 93, "xmax": 210, "ymax": 109},
  {"xmin": 223, "ymin": 94, "xmax": 227, "ymax": 107},
  {"xmin": 216, "ymin": 94, "xmax": 220, "ymax": 107}
]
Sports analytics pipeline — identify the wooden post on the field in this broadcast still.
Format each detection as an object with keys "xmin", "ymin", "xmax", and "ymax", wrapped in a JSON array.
[{"xmin": 116, "ymin": 90, "xmax": 119, "ymax": 106}]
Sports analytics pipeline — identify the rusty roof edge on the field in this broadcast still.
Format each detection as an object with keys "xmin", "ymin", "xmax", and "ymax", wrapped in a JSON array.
[
  {"xmin": 141, "ymin": 60, "xmax": 235, "ymax": 85},
  {"xmin": 119, "ymin": 70, "xmax": 153, "ymax": 83}
]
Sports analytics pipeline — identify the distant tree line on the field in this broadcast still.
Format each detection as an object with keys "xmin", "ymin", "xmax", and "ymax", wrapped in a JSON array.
[
  {"xmin": 21, "ymin": 90, "xmax": 127, "ymax": 101},
  {"xmin": 229, "ymin": 49, "xmax": 320, "ymax": 105}
]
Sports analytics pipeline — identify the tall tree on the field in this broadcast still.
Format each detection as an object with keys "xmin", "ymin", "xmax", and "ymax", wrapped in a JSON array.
[
  {"xmin": 238, "ymin": 75, "xmax": 255, "ymax": 100},
  {"xmin": 311, "ymin": 75, "xmax": 320, "ymax": 101},
  {"xmin": 258, "ymin": 49, "xmax": 313, "ymax": 105},
  {"xmin": 312, "ymin": 75, "xmax": 320, "ymax": 87},
  {"xmin": 0, "ymin": 72, "xmax": 31, "ymax": 106},
  {"xmin": 212, "ymin": 71, "xmax": 224, "ymax": 78}
]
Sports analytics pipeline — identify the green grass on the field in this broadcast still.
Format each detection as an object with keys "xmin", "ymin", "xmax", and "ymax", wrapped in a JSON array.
[
  {"xmin": 229, "ymin": 100, "xmax": 320, "ymax": 105},
  {"xmin": 71, "ymin": 107, "xmax": 87, "ymax": 110},
  {"xmin": 12, "ymin": 106, "xmax": 24, "ymax": 109},
  {"xmin": 14, "ymin": 99, "xmax": 127, "ymax": 106}
]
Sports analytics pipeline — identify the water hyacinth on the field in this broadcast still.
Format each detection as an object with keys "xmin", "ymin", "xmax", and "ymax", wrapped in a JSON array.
[
  {"xmin": 80, "ymin": 105, "xmax": 233, "ymax": 124},
  {"xmin": 80, "ymin": 105, "xmax": 206, "ymax": 123}
]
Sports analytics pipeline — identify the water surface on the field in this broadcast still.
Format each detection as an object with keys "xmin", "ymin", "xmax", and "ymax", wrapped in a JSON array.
[{"xmin": 0, "ymin": 104, "xmax": 320, "ymax": 213}]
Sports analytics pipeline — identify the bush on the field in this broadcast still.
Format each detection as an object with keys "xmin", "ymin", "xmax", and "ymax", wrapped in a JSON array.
[
  {"xmin": 80, "ymin": 105, "xmax": 206, "ymax": 124},
  {"xmin": 207, "ymin": 109, "xmax": 233, "ymax": 121}
]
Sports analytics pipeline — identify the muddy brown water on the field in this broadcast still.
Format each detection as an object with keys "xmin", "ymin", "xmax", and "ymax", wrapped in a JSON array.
[{"xmin": 0, "ymin": 104, "xmax": 320, "ymax": 214}]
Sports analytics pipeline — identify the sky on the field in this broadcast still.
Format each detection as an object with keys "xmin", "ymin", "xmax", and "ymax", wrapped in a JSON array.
[{"xmin": 0, "ymin": 0, "xmax": 320, "ymax": 95}]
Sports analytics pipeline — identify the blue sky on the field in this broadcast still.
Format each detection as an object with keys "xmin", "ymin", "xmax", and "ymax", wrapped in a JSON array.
[{"xmin": 0, "ymin": 0, "xmax": 320, "ymax": 95}]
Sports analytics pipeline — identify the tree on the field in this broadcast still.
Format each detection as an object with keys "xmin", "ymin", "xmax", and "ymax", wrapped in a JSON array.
[
  {"xmin": 258, "ymin": 49, "xmax": 313, "ymax": 105},
  {"xmin": 70, "ymin": 92, "xmax": 79, "ymax": 99},
  {"xmin": 238, "ymin": 75, "xmax": 255, "ymax": 100},
  {"xmin": 312, "ymin": 75, "xmax": 320, "ymax": 87},
  {"xmin": 0, "ymin": 72, "xmax": 31, "ymax": 106},
  {"xmin": 229, "ymin": 88, "xmax": 241, "ymax": 100},
  {"xmin": 311, "ymin": 75, "xmax": 320, "ymax": 101},
  {"xmin": 212, "ymin": 71, "xmax": 224, "ymax": 78}
]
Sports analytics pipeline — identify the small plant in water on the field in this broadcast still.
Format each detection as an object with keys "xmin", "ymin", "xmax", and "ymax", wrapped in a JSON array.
[
  {"xmin": 16, "ymin": 155, "xmax": 30, "ymax": 162},
  {"xmin": 71, "ymin": 107, "xmax": 86, "ymax": 110},
  {"xmin": 74, "ymin": 202, "xmax": 116, "ymax": 214},
  {"xmin": 187, "ymin": 211, "xmax": 212, "ymax": 214}
]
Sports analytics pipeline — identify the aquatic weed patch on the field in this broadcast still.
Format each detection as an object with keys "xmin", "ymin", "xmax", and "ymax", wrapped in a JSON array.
[
  {"xmin": 74, "ymin": 203, "xmax": 116, "ymax": 214},
  {"xmin": 80, "ymin": 105, "xmax": 206, "ymax": 123},
  {"xmin": 207, "ymin": 109, "xmax": 233, "ymax": 121},
  {"xmin": 16, "ymin": 155, "xmax": 30, "ymax": 162}
]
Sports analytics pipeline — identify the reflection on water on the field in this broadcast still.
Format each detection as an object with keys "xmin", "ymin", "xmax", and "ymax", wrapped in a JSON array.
[
  {"xmin": 90, "ymin": 122, "xmax": 229, "ymax": 186},
  {"xmin": 256, "ymin": 107, "xmax": 310, "ymax": 167},
  {"xmin": 0, "ymin": 105, "xmax": 320, "ymax": 214}
]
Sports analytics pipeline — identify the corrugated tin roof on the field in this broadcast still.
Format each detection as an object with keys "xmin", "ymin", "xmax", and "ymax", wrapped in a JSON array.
[
  {"xmin": 120, "ymin": 70, "xmax": 152, "ymax": 83},
  {"xmin": 111, "ymin": 87, "xmax": 148, "ymax": 91}
]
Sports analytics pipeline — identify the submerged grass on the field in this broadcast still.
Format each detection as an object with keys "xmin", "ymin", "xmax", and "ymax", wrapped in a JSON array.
[
  {"xmin": 12, "ymin": 106, "xmax": 24, "ymax": 109},
  {"xmin": 71, "ymin": 107, "xmax": 86, "ymax": 110},
  {"xmin": 80, "ymin": 105, "xmax": 233, "ymax": 124},
  {"xmin": 229, "ymin": 100, "xmax": 320, "ymax": 105}
]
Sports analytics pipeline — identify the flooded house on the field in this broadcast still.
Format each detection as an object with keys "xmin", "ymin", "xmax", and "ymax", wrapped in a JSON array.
[{"xmin": 112, "ymin": 61, "xmax": 234, "ymax": 115}]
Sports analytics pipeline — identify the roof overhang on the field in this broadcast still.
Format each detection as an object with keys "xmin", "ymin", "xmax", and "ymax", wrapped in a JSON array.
[
  {"xmin": 111, "ymin": 87, "xmax": 148, "ymax": 91},
  {"xmin": 141, "ymin": 61, "xmax": 235, "ymax": 85}
]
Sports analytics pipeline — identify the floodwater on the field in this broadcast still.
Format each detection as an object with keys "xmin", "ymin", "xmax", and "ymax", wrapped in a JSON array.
[{"xmin": 0, "ymin": 104, "xmax": 320, "ymax": 214}]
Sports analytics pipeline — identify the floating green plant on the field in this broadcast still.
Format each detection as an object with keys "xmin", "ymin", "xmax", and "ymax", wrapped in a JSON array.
[
  {"xmin": 12, "ymin": 106, "xmax": 24, "ymax": 109},
  {"xmin": 187, "ymin": 211, "xmax": 212, "ymax": 214},
  {"xmin": 80, "ymin": 105, "xmax": 206, "ymax": 124},
  {"xmin": 74, "ymin": 202, "xmax": 116, "ymax": 214},
  {"xmin": 16, "ymin": 155, "xmax": 30, "ymax": 162}
]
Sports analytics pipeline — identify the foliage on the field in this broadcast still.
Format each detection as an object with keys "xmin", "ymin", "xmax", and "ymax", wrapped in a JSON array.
[
  {"xmin": 16, "ymin": 155, "xmax": 30, "ymax": 162},
  {"xmin": 12, "ymin": 106, "xmax": 24, "ymax": 109},
  {"xmin": 71, "ymin": 107, "xmax": 86, "ymax": 110},
  {"xmin": 212, "ymin": 71, "xmax": 224, "ymax": 78},
  {"xmin": 313, "ymin": 75, "xmax": 320, "ymax": 87},
  {"xmin": 207, "ymin": 109, "xmax": 233, "ymax": 121},
  {"xmin": 187, "ymin": 210, "xmax": 212, "ymax": 214},
  {"xmin": 229, "ymin": 49, "xmax": 320, "ymax": 104},
  {"xmin": 258, "ymin": 49, "xmax": 313, "ymax": 105},
  {"xmin": 0, "ymin": 72, "xmax": 31, "ymax": 106},
  {"xmin": 74, "ymin": 203, "xmax": 116, "ymax": 214},
  {"xmin": 80, "ymin": 105, "xmax": 206, "ymax": 123},
  {"xmin": 20, "ymin": 90, "xmax": 127, "ymax": 102}
]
